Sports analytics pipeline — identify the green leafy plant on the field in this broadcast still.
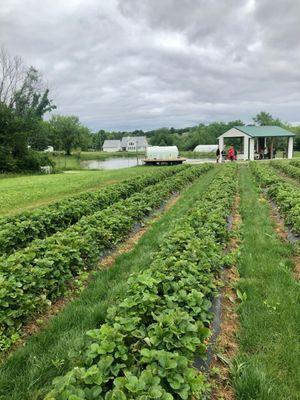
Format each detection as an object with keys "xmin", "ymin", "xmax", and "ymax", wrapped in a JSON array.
[
  {"xmin": 250, "ymin": 162, "xmax": 300, "ymax": 234},
  {"xmin": 44, "ymin": 164, "xmax": 238, "ymax": 400},
  {"xmin": 0, "ymin": 165, "xmax": 213, "ymax": 351},
  {"xmin": 0, "ymin": 166, "xmax": 189, "ymax": 255}
]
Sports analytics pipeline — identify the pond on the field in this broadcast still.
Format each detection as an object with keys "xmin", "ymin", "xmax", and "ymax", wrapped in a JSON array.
[
  {"xmin": 81, "ymin": 157, "xmax": 143, "ymax": 170},
  {"xmin": 81, "ymin": 157, "xmax": 215, "ymax": 170}
]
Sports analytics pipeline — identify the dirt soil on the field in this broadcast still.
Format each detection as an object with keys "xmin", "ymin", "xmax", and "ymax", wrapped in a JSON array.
[{"xmin": 210, "ymin": 196, "xmax": 241, "ymax": 400}]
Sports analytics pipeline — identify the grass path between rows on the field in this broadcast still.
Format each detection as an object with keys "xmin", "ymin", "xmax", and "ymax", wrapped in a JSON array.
[
  {"xmin": 0, "ymin": 167, "xmax": 218, "ymax": 400},
  {"xmin": 0, "ymin": 166, "xmax": 160, "ymax": 216},
  {"xmin": 233, "ymin": 166, "xmax": 300, "ymax": 400}
]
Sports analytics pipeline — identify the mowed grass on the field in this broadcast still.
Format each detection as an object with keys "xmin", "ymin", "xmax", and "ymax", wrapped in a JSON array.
[
  {"xmin": 0, "ymin": 167, "xmax": 218, "ymax": 400},
  {"xmin": 0, "ymin": 166, "xmax": 161, "ymax": 216},
  {"xmin": 233, "ymin": 166, "xmax": 300, "ymax": 400}
]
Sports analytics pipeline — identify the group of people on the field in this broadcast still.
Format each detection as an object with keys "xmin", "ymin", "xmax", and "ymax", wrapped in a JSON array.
[
  {"xmin": 258, "ymin": 147, "xmax": 276, "ymax": 159},
  {"xmin": 216, "ymin": 145, "xmax": 278, "ymax": 162},
  {"xmin": 216, "ymin": 145, "xmax": 237, "ymax": 163}
]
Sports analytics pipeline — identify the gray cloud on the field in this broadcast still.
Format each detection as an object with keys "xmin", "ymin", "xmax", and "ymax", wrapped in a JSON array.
[{"xmin": 1, "ymin": 0, "xmax": 300, "ymax": 130}]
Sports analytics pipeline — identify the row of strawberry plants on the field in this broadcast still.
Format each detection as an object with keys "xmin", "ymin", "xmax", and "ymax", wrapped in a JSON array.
[
  {"xmin": 250, "ymin": 162, "xmax": 300, "ymax": 233},
  {"xmin": 270, "ymin": 160, "xmax": 300, "ymax": 181},
  {"xmin": 0, "ymin": 165, "xmax": 213, "ymax": 352},
  {"xmin": 0, "ymin": 166, "xmax": 189, "ymax": 256},
  {"xmin": 290, "ymin": 159, "xmax": 300, "ymax": 169},
  {"xmin": 45, "ymin": 164, "xmax": 237, "ymax": 400}
]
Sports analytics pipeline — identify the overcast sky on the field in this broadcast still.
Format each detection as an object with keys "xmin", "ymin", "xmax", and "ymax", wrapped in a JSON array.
[{"xmin": 1, "ymin": 0, "xmax": 300, "ymax": 131}]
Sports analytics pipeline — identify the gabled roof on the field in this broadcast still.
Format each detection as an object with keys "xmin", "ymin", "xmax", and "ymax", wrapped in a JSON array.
[
  {"xmin": 103, "ymin": 140, "xmax": 121, "ymax": 148},
  {"xmin": 234, "ymin": 126, "xmax": 294, "ymax": 137},
  {"xmin": 121, "ymin": 136, "xmax": 148, "ymax": 147}
]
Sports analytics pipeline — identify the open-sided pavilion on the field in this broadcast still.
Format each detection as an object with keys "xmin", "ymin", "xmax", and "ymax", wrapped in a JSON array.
[{"xmin": 218, "ymin": 126, "xmax": 295, "ymax": 161}]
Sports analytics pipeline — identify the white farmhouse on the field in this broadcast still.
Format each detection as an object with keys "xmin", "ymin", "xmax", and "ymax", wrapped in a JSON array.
[
  {"xmin": 121, "ymin": 136, "xmax": 148, "ymax": 152},
  {"xmin": 102, "ymin": 140, "xmax": 121, "ymax": 152}
]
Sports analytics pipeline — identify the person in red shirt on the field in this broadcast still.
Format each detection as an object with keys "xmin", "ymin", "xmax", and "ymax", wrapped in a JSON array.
[{"xmin": 227, "ymin": 146, "xmax": 235, "ymax": 161}]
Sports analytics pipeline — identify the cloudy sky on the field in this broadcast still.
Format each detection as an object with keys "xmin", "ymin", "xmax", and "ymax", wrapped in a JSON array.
[{"xmin": 1, "ymin": 0, "xmax": 300, "ymax": 130}]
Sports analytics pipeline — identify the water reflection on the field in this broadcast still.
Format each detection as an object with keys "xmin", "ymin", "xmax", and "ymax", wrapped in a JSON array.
[
  {"xmin": 81, "ymin": 157, "xmax": 215, "ymax": 170},
  {"xmin": 81, "ymin": 157, "xmax": 143, "ymax": 170}
]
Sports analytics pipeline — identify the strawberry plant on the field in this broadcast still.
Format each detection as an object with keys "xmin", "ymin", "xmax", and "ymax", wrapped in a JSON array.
[
  {"xmin": 0, "ymin": 164, "xmax": 213, "ymax": 351},
  {"xmin": 250, "ymin": 162, "xmax": 300, "ymax": 234},
  {"xmin": 0, "ymin": 166, "xmax": 189, "ymax": 256},
  {"xmin": 271, "ymin": 160, "xmax": 300, "ymax": 181},
  {"xmin": 44, "ymin": 164, "xmax": 237, "ymax": 400}
]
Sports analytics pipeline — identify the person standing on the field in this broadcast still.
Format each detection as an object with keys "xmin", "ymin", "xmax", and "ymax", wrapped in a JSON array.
[
  {"xmin": 234, "ymin": 147, "xmax": 238, "ymax": 160},
  {"xmin": 221, "ymin": 147, "xmax": 226, "ymax": 162},
  {"xmin": 216, "ymin": 147, "xmax": 220, "ymax": 163},
  {"xmin": 227, "ymin": 146, "xmax": 235, "ymax": 161}
]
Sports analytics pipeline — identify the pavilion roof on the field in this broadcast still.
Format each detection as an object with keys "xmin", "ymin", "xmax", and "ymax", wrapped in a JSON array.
[{"xmin": 234, "ymin": 125, "xmax": 294, "ymax": 137}]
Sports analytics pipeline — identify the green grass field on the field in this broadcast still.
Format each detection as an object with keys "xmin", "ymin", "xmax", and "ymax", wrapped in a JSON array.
[{"xmin": 0, "ymin": 166, "xmax": 159, "ymax": 216}]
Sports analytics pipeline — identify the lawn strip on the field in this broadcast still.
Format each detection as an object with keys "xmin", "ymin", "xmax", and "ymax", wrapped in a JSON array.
[
  {"xmin": 232, "ymin": 165, "xmax": 300, "ymax": 400},
  {"xmin": 0, "ymin": 166, "xmax": 162, "ymax": 216},
  {"xmin": 0, "ymin": 168, "xmax": 218, "ymax": 400}
]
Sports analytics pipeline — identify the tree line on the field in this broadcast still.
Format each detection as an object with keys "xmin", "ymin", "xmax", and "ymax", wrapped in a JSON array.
[{"xmin": 1, "ymin": 48, "xmax": 300, "ymax": 172}]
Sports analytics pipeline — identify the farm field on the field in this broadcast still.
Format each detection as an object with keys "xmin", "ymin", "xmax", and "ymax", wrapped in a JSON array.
[
  {"xmin": 0, "ymin": 162, "xmax": 299, "ymax": 400},
  {"xmin": 0, "ymin": 166, "xmax": 162, "ymax": 216}
]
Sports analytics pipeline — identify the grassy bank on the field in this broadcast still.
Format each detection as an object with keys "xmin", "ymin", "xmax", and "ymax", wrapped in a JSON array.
[
  {"xmin": 0, "ymin": 167, "xmax": 218, "ymax": 400},
  {"xmin": 0, "ymin": 166, "xmax": 159, "ymax": 216},
  {"xmin": 233, "ymin": 166, "xmax": 300, "ymax": 399}
]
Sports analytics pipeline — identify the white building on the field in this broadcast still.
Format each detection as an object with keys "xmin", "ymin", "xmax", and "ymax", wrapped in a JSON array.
[
  {"xmin": 44, "ymin": 146, "xmax": 54, "ymax": 153},
  {"xmin": 102, "ymin": 140, "xmax": 121, "ymax": 152},
  {"xmin": 194, "ymin": 144, "xmax": 218, "ymax": 153},
  {"xmin": 121, "ymin": 136, "xmax": 148, "ymax": 152},
  {"xmin": 146, "ymin": 146, "xmax": 179, "ymax": 160},
  {"xmin": 218, "ymin": 126, "xmax": 295, "ymax": 161}
]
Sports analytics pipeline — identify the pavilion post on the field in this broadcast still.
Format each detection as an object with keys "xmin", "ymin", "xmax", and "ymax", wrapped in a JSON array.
[
  {"xmin": 249, "ymin": 138, "xmax": 255, "ymax": 161},
  {"xmin": 270, "ymin": 138, "xmax": 274, "ymax": 159},
  {"xmin": 218, "ymin": 137, "xmax": 224, "ymax": 163},
  {"xmin": 243, "ymin": 135, "xmax": 249, "ymax": 160},
  {"xmin": 287, "ymin": 137, "xmax": 294, "ymax": 159}
]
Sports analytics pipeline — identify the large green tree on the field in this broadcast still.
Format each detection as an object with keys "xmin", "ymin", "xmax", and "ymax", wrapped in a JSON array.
[
  {"xmin": 13, "ymin": 67, "xmax": 56, "ymax": 119},
  {"xmin": 253, "ymin": 111, "xmax": 283, "ymax": 126},
  {"xmin": 50, "ymin": 115, "xmax": 91, "ymax": 155},
  {"xmin": 0, "ymin": 48, "xmax": 56, "ymax": 171}
]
